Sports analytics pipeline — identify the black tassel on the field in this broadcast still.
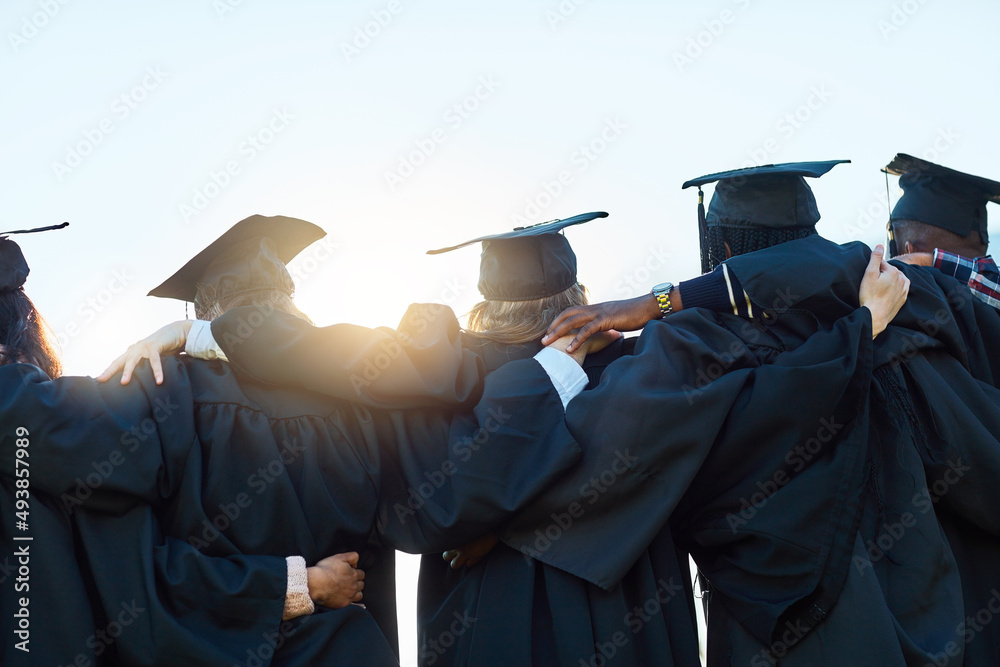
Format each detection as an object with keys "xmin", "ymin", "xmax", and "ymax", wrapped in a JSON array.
[
  {"xmin": 697, "ymin": 188, "xmax": 711, "ymax": 274},
  {"xmin": 0, "ymin": 222, "xmax": 69, "ymax": 236},
  {"xmin": 884, "ymin": 170, "xmax": 898, "ymax": 257}
]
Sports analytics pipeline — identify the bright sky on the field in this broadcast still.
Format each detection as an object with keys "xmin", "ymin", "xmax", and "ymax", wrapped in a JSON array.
[{"xmin": 4, "ymin": 0, "xmax": 998, "ymax": 664}]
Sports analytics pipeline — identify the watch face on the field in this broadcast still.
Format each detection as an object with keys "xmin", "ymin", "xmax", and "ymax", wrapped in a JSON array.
[{"xmin": 652, "ymin": 282, "xmax": 673, "ymax": 294}]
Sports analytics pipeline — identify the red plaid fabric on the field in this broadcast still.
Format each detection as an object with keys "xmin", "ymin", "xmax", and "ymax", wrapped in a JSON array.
[{"xmin": 933, "ymin": 249, "xmax": 1000, "ymax": 310}]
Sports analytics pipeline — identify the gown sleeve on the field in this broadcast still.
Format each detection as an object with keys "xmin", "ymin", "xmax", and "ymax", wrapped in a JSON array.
[
  {"xmin": 0, "ymin": 359, "xmax": 198, "ymax": 513},
  {"xmin": 721, "ymin": 235, "xmax": 1000, "ymax": 377},
  {"xmin": 367, "ymin": 357, "xmax": 584, "ymax": 554},
  {"xmin": 211, "ymin": 304, "xmax": 486, "ymax": 409},
  {"xmin": 69, "ymin": 502, "xmax": 294, "ymax": 665},
  {"xmin": 722, "ymin": 235, "xmax": 1000, "ymax": 529}
]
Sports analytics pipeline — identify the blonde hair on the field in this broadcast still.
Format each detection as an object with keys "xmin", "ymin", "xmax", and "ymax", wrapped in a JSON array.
[
  {"xmin": 465, "ymin": 283, "xmax": 588, "ymax": 345},
  {"xmin": 195, "ymin": 284, "xmax": 313, "ymax": 324}
]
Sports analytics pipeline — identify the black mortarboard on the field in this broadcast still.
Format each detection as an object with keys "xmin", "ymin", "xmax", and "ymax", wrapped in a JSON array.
[
  {"xmin": 0, "ymin": 222, "xmax": 69, "ymax": 294},
  {"xmin": 885, "ymin": 153, "xmax": 1000, "ymax": 244},
  {"xmin": 427, "ymin": 211, "xmax": 608, "ymax": 301},
  {"xmin": 682, "ymin": 160, "xmax": 849, "ymax": 229},
  {"xmin": 148, "ymin": 214, "xmax": 326, "ymax": 306},
  {"xmin": 682, "ymin": 160, "xmax": 849, "ymax": 273}
]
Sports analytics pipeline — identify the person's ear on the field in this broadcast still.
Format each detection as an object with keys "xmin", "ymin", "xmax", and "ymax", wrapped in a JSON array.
[
  {"xmin": 724, "ymin": 241, "xmax": 732, "ymax": 259},
  {"xmin": 904, "ymin": 241, "xmax": 915, "ymax": 254}
]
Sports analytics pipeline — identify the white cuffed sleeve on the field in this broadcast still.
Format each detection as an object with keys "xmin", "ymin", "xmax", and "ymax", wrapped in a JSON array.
[
  {"xmin": 185, "ymin": 320, "xmax": 228, "ymax": 362},
  {"xmin": 534, "ymin": 347, "xmax": 588, "ymax": 409}
]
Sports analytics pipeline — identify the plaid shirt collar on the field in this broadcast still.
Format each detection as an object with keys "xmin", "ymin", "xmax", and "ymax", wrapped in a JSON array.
[{"xmin": 933, "ymin": 249, "xmax": 1000, "ymax": 309}]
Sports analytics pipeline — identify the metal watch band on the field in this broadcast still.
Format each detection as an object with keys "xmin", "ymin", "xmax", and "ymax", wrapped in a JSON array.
[{"xmin": 651, "ymin": 282, "xmax": 674, "ymax": 319}]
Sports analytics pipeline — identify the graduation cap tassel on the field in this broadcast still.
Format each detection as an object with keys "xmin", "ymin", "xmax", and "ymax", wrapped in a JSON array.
[
  {"xmin": 0, "ymin": 222, "xmax": 69, "ymax": 237},
  {"xmin": 0, "ymin": 223, "xmax": 69, "ymax": 294},
  {"xmin": 884, "ymin": 170, "xmax": 898, "ymax": 257},
  {"xmin": 697, "ymin": 187, "xmax": 711, "ymax": 274}
]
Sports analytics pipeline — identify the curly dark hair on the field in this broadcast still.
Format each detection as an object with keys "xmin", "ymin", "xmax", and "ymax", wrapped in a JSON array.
[
  {"xmin": 0, "ymin": 288, "xmax": 62, "ymax": 378},
  {"xmin": 702, "ymin": 225, "xmax": 818, "ymax": 273}
]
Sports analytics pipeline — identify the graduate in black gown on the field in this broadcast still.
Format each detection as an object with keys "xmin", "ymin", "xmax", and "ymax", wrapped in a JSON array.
[
  {"xmin": 412, "ymin": 213, "xmax": 701, "ymax": 667},
  {"xmin": 545, "ymin": 160, "xmax": 1000, "ymax": 665},
  {"xmin": 1, "ymin": 224, "xmax": 359, "ymax": 667},
  {"xmin": 0, "ymin": 221, "xmax": 388, "ymax": 667},
  {"xmin": 885, "ymin": 153, "xmax": 1000, "ymax": 309},
  {"xmin": 700, "ymin": 235, "xmax": 1000, "ymax": 666},
  {"xmin": 0, "ymin": 215, "xmax": 589, "ymax": 665},
  {"xmin": 882, "ymin": 154, "xmax": 1000, "ymax": 666},
  {"xmin": 724, "ymin": 156, "xmax": 1000, "ymax": 666},
  {"xmin": 0, "ymin": 223, "xmax": 101, "ymax": 666}
]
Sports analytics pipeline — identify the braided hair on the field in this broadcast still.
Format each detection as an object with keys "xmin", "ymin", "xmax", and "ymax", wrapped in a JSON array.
[{"xmin": 702, "ymin": 224, "xmax": 818, "ymax": 273}]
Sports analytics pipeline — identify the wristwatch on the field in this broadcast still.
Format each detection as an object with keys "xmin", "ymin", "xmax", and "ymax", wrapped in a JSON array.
[{"xmin": 651, "ymin": 282, "xmax": 674, "ymax": 319}]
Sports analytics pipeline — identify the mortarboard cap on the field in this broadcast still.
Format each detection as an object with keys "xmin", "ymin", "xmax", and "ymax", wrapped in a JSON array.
[
  {"xmin": 0, "ymin": 222, "xmax": 69, "ymax": 294},
  {"xmin": 148, "ymin": 214, "xmax": 326, "ymax": 307},
  {"xmin": 682, "ymin": 160, "xmax": 850, "ymax": 230},
  {"xmin": 427, "ymin": 211, "xmax": 608, "ymax": 301},
  {"xmin": 885, "ymin": 153, "xmax": 1000, "ymax": 244},
  {"xmin": 683, "ymin": 160, "xmax": 848, "ymax": 273}
]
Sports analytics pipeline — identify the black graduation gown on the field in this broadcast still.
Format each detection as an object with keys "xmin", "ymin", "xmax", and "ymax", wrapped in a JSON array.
[
  {"xmin": 496, "ymin": 305, "xmax": 877, "ymax": 663},
  {"xmin": 0, "ymin": 362, "xmax": 395, "ymax": 666},
  {"xmin": 499, "ymin": 236, "xmax": 1000, "ymax": 666},
  {"xmin": 0, "ymin": 482, "xmax": 102, "ymax": 666},
  {"xmin": 716, "ymin": 235, "xmax": 1000, "ymax": 666},
  {"xmin": 414, "ymin": 337, "xmax": 701, "ymax": 667},
  {"xmin": 210, "ymin": 301, "xmax": 487, "ymax": 411},
  {"xmin": 213, "ymin": 262, "xmax": 1000, "ymax": 666},
  {"xmin": 209, "ymin": 310, "xmax": 703, "ymax": 667},
  {"xmin": 213, "ymin": 252, "xmax": 1000, "ymax": 665},
  {"xmin": 0, "ymin": 314, "xmax": 579, "ymax": 665}
]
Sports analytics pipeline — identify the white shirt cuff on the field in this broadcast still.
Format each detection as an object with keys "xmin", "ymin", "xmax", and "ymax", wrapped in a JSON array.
[
  {"xmin": 534, "ymin": 347, "xmax": 587, "ymax": 409},
  {"xmin": 283, "ymin": 555, "xmax": 315, "ymax": 620},
  {"xmin": 185, "ymin": 320, "xmax": 228, "ymax": 362}
]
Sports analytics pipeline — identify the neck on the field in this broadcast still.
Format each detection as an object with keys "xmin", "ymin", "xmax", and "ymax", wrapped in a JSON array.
[{"xmin": 906, "ymin": 239, "xmax": 985, "ymax": 259}]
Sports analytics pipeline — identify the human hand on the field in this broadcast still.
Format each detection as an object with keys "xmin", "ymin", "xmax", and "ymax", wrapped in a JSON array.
[
  {"xmin": 97, "ymin": 320, "xmax": 192, "ymax": 385},
  {"xmin": 545, "ymin": 328, "xmax": 623, "ymax": 366},
  {"xmin": 892, "ymin": 252, "xmax": 934, "ymax": 266},
  {"xmin": 442, "ymin": 533, "xmax": 499, "ymax": 570},
  {"xmin": 307, "ymin": 552, "xmax": 365, "ymax": 608},
  {"xmin": 542, "ymin": 295, "xmax": 662, "ymax": 353},
  {"xmin": 860, "ymin": 244, "xmax": 910, "ymax": 338}
]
